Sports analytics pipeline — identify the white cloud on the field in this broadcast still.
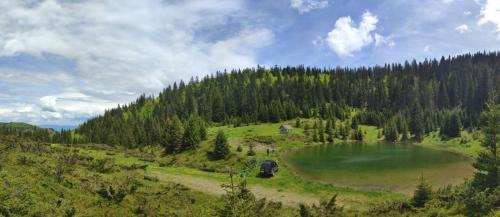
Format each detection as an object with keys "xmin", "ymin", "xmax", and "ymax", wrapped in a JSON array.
[
  {"xmin": 455, "ymin": 24, "xmax": 470, "ymax": 33},
  {"xmin": 374, "ymin": 33, "xmax": 396, "ymax": 48},
  {"xmin": 424, "ymin": 45, "xmax": 430, "ymax": 52},
  {"xmin": 464, "ymin": 11, "xmax": 472, "ymax": 16},
  {"xmin": 325, "ymin": 11, "xmax": 380, "ymax": 57},
  {"xmin": 478, "ymin": 0, "xmax": 500, "ymax": 38},
  {"xmin": 0, "ymin": 0, "xmax": 273, "ymax": 125},
  {"xmin": 40, "ymin": 96, "xmax": 57, "ymax": 112},
  {"xmin": 290, "ymin": 0, "xmax": 328, "ymax": 14}
]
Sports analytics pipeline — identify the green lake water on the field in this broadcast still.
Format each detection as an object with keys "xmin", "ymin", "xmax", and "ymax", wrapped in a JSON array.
[{"xmin": 283, "ymin": 143, "xmax": 473, "ymax": 193}]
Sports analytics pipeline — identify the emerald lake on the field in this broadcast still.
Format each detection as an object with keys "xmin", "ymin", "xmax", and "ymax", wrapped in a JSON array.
[{"xmin": 283, "ymin": 143, "xmax": 473, "ymax": 194}]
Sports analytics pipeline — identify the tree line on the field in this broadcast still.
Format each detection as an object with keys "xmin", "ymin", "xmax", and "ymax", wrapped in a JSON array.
[{"xmin": 70, "ymin": 51, "xmax": 499, "ymax": 148}]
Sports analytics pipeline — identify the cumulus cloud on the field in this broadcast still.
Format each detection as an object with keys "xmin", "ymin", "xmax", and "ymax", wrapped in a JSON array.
[
  {"xmin": 374, "ymin": 33, "xmax": 396, "ymax": 48},
  {"xmin": 0, "ymin": 0, "xmax": 273, "ymax": 125},
  {"xmin": 290, "ymin": 0, "xmax": 328, "ymax": 14},
  {"xmin": 325, "ymin": 11, "xmax": 381, "ymax": 57},
  {"xmin": 478, "ymin": 0, "xmax": 500, "ymax": 38},
  {"xmin": 456, "ymin": 24, "xmax": 470, "ymax": 33},
  {"xmin": 40, "ymin": 96, "xmax": 57, "ymax": 112}
]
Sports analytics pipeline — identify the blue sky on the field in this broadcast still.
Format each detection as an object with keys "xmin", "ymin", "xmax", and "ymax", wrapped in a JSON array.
[{"xmin": 0, "ymin": 0, "xmax": 499, "ymax": 126}]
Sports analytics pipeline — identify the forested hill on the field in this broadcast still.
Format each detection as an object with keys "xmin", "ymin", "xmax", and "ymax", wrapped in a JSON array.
[{"xmin": 76, "ymin": 52, "xmax": 500, "ymax": 147}]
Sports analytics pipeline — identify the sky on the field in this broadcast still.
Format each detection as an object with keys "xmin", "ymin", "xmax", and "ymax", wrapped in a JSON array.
[{"xmin": 0, "ymin": 0, "xmax": 499, "ymax": 126}]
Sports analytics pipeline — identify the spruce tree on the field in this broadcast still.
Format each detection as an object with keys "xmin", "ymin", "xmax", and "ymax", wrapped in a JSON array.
[
  {"xmin": 318, "ymin": 119, "xmax": 325, "ymax": 143},
  {"xmin": 304, "ymin": 123, "xmax": 310, "ymax": 137},
  {"xmin": 384, "ymin": 121, "xmax": 399, "ymax": 142},
  {"xmin": 295, "ymin": 118, "xmax": 301, "ymax": 128},
  {"xmin": 326, "ymin": 119, "xmax": 334, "ymax": 143},
  {"xmin": 165, "ymin": 116, "xmax": 184, "ymax": 154},
  {"xmin": 412, "ymin": 175, "xmax": 432, "ymax": 207},
  {"xmin": 441, "ymin": 111, "xmax": 462, "ymax": 138},
  {"xmin": 473, "ymin": 103, "xmax": 499, "ymax": 190},
  {"xmin": 213, "ymin": 130, "xmax": 230, "ymax": 160},
  {"xmin": 182, "ymin": 116, "xmax": 201, "ymax": 151}
]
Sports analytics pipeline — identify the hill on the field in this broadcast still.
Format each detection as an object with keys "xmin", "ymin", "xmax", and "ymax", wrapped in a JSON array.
[
  {"xmin": 0, "ymin": 122, "xmax": 37, "ymax": 130},
  {"xmin": 76, "ymin": 52, "xmax": 500, "ymax": 147}
]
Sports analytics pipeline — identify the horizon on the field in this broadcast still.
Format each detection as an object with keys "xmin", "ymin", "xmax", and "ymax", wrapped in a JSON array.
[{"xmin": 1, "ymin": 0, "xmax": 500, "ymax": 126}]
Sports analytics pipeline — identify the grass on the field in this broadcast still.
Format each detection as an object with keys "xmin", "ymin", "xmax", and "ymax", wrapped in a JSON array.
[{"xmin": 1, "ymin": 118, "xmax": 483, "ymax": 215}]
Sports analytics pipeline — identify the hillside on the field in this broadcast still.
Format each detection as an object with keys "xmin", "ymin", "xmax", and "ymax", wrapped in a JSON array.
[
  {"xmin": 0, "ymin": 122, "xmax": 37, "ymax": 130},
  {"xmin": 76, "ymin": 52, "xmax": 500, "ymax": 147}
]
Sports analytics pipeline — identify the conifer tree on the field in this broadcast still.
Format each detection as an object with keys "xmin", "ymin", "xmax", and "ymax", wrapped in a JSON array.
[
  {"xmin": 384, "ymin": 120, "xmax": 399, "ymax": 142},
  {"xmin": 303, "ymin": 123, "xmax": 310, "ymax": 137},
  {"xmin": 165, "ymin": 116, "xmax": 183, "ymax": 154},
  {"xmin": 412, "ymin": 175, "xmax": 432, "ymax": 207},
  {"xmin": 182, "ymin": 116, "xmax": 201, "ymax": 150},
  {"xmin": 213, "ymin": 130, "xmax": 230, "ymax": 160},
  {"xmin": 473, "ymin": 103, "xmax": 499, "ymax": 190},
  {"xmin": 318, "ymin": 119, "xmax": 325, "ymax": 143},
  {"xmin": 326, "ymin": 119, "xmax": 334, "ymax": 144},
  {"xmin": 295, "ymin": 118, "xmax": 301, "ymax": 128}
]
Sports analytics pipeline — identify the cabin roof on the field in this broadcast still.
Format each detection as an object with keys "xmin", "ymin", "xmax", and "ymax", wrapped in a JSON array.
[{"xmin": 280, "ymin": 124, "xmax": 293, "ymax": 130}]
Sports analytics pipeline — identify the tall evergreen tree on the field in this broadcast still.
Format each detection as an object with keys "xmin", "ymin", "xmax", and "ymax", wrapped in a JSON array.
[
  {"xmin": 213, "ymin": 130, "xmax": 230, "ymax": 160},
  {"xmin": 182, "ymin": 116, "xmax": 201, "ymax": 150},
  {"xmin": 473, "ymin": 103, "xmax": 499, "ymax": 190},
  {"xmin": 165, "ymin": 116, "xmax": 184, "ymax": 154},
  {"xmin": 318, "ymin": 119, "xmax": 325, "ymax": 143}
]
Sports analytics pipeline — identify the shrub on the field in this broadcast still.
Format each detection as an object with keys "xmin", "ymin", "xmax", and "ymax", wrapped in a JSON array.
[
  {"xmin": 88, "ymin": 158, "xmax": 116, "ymax": 173},
  {"xmin": 247, "ymin": 144, "xmax": 256, "ymax": 156}
]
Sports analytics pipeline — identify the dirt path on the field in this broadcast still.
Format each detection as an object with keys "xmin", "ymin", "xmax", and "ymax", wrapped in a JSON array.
[{"xmin": 151, "ymin": 171, "xmax": 320, "ymax": 207}]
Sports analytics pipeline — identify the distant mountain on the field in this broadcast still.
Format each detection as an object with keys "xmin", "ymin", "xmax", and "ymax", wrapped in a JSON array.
[
  {"xmin": 38, "ymin": 125, "xmax": 77, "ymax": 132},
  {"xmin": 0, "ymin": 122, "xmax": 37, "ymax": 130}
]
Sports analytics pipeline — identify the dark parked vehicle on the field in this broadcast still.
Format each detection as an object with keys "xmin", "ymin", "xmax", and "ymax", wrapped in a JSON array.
[{"xmin": 259, "ymin": 160, "xmax": 278, "ymax": 177}]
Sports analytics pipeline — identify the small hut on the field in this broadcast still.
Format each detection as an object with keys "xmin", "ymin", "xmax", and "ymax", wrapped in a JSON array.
[{"xmin": 280, "ymin": 124, "xmax": 293, "ymax": 134}]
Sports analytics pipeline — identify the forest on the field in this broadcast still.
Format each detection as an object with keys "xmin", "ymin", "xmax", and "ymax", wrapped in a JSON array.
[{"xmin": 75, "ymin": 52, "xmax": 499, "ymax": 148}]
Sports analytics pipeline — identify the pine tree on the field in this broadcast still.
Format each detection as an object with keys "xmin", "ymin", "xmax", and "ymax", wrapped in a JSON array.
[
  {"xmin": 165, "ymin": 116, "xmax": 184, "ymax": 154},
  {"xmin": 326, "ymin": 119, "xmax": 334, "ymax": 143},
  {"xmin": 213, "ymin": 130, "xmax": 230, "ymax": 160},
  {"xmin": 318, "ymin": 119, "xmax": 325, "ymax": 143},
  {"xmin": 412, "ymin": 175, "xmax": 432, "ymax": 207},
  {"xmin": 295, "ymin": 118, "xmax": 301, "ymax": 128},
  {"xmin": 303, "ymin": 123, "xmax": 310, "ymax": 137},
  {"xmin": 440, "ymin": 111, "xmax": 462, "ymax": 138},
  {"xmin": 312, "ymin": 128, "xmax": 319, "ymax": 142},
  {"xmin": 410, "ymin": 102, "xmax": 425, "ymax": 142},
  {"xmin": 182, "ymin": 116, "xmax": 201, "ymax": 151},
  {"xmin": 384, "ymin": 120, "xmax": 399, "ymax": 142},
  {"xmin": 472, "ymin": 103, "xmax": 499, "ymax": 190}
]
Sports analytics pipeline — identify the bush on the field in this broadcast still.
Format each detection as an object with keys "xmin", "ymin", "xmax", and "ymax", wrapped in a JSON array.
[
  {"xmin": 17, "ymin": 155, "xmax": 36, "ymax": 165},
  {"xmin": 88, "ymin": 158, "xmax": 116, "ymax": 173},
  {"xmin": 247, "ymin": 145, "xmax": 256, "ymax": 156},
  {"xmin": 236, "ymin": 146, "xmax": 243, "ymax": 152}
]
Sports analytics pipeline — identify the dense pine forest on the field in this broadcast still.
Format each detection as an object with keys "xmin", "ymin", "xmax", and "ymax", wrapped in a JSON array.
[{"xmin": 76, "ymin": 52, "xmax": 499, "ymax": 148}]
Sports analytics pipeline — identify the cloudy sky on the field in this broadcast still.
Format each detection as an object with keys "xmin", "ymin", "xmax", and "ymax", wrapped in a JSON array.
[{"xmin": 0, "ymin": 0, "xmax": 499, "ymax": 126}]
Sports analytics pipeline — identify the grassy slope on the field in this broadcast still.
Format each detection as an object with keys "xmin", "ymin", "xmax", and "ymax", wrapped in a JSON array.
[
  {"xmin": 71, "ymin": 119, "xmax": 481, "ymax": 210},
  {"xmin": 0, "ymin": 143, "xmax": 220, "ymax": 216},
  {"xmin": 1, "ymin": 118, "xmax": 481, "ymax": 215}
]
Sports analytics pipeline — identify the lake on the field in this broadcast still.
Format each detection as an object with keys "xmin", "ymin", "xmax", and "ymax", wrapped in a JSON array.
[{"xmin": 283, "ymin": 143, "xmax": 473, "ymax": 194}]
